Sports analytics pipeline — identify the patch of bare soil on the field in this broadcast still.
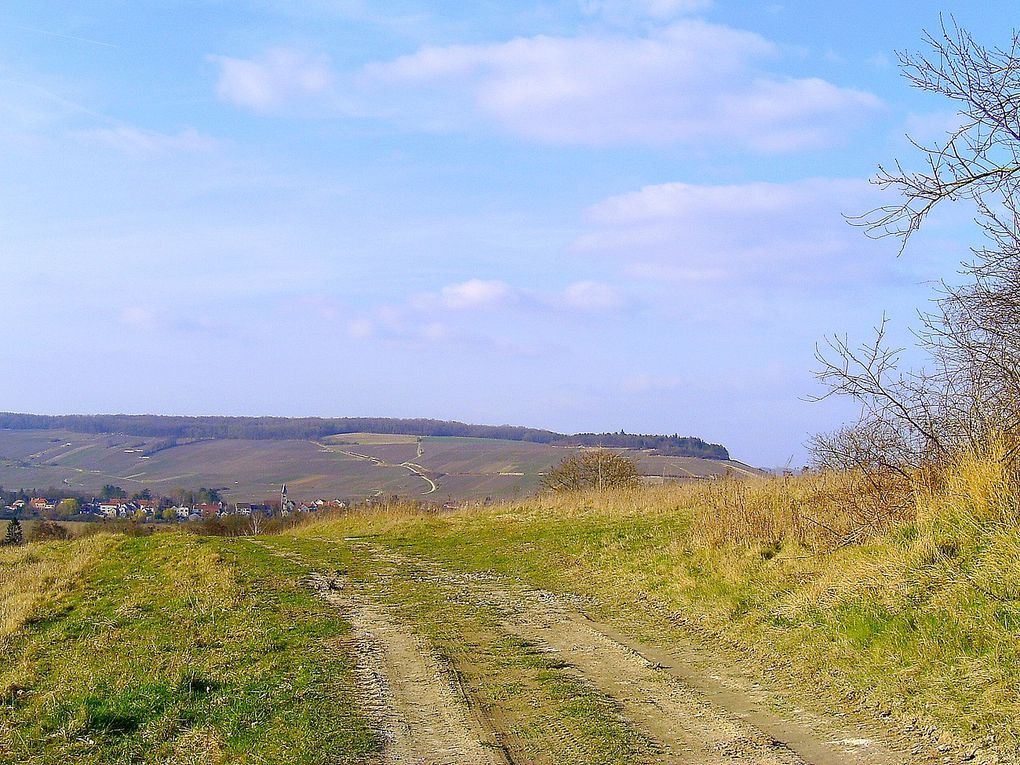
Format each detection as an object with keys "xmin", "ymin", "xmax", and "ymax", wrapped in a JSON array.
[
  {"xmin": 309, "ymin": 573, "xmax": 506, "ymax": 765},
  {"xmin": 368, "ymin": 552, "xmax": 947, "ymax": 765}
]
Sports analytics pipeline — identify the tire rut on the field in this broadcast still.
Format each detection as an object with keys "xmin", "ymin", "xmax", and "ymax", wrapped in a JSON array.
[
  {"xmin": 252, "ymin": 541, "xmax": 506, "ymax": 765},
  {"xmin": 310, "ymin": 572, "xmax": 507, "ymax": 765},
  {"xmin": 359, "ymin": 546, "xmax": 946, "ymax": 765}
]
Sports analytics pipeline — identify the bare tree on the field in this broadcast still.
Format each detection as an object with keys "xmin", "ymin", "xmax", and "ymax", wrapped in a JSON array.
[
  {"xmin": 248, "ymin": 511, "xmax": 267, "ymax": 536},
  {"xmin": 541, "ymin": 449, "xmax": 641, "ymax": 492},
  {"xmin": 815, "ymin": 19, "xmax": 1020, "ymax": 471}
]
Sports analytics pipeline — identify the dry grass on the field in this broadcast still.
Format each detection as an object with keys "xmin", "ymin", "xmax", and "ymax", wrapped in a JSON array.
[
  {"xmin": 0, "ymin": 534, "xmax": 115, "ymax": 650},
  {"xmin": 294, "ymin": 444, "xmax": 1020, "ymax": 758}
]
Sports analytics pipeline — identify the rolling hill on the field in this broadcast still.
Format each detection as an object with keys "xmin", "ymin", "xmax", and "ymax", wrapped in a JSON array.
[{"xmin": 0, "ymin": 418, "xmax": 761, "ymax": 502}]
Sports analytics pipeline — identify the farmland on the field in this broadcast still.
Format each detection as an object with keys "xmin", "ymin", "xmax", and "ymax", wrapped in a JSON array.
[
  {"xmin": 0, "ymin": 428, "xmax": 760, "ymax": 503},
  {"xmin": 3, "ymin": 447, "xmax": 1017, "ymax": 764}
]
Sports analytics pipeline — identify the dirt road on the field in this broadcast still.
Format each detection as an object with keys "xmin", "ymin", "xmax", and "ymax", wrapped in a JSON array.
[
  {"xmin": 294, "ymin": 541, "xmax": 947, "ymax": 765},
  {"xmin": 310, "ymin": 573, "xmax": 505, "ymax": 764}
]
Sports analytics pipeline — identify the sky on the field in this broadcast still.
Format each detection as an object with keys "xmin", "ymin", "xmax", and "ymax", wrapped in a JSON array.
[{"xmin": 0, "ymin": 1, "xmax": 1012, "ymax": 467}]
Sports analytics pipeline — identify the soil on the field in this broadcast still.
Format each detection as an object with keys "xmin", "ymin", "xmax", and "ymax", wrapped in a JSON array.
[
  {"xmin": 290, "ymin": 540, "xmax": 955, "ymax": 764},
  {"xmin": 310, "ymin": 572, "xmax": 507, "ymax": 765}
]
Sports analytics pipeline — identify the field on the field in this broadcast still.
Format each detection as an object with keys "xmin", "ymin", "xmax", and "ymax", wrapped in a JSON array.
[
  {"xmin": 0, "ymin": 428, "xmax": 760, "ymax": 503},
  {"xmin": 2, "ymin": 449, "xmax": 1016, "ymax": 764}
]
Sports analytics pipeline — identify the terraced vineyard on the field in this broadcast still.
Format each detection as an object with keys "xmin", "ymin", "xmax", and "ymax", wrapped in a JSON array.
[{"xmin": 0, "ymin": 429, "xmax": 762, "ymax": 502}]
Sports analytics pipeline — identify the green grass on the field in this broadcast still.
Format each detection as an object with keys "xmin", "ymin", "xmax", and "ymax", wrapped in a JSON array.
[
  {"xmin": 0, "ymin": 533, "xmax": 378, "ymax": 765},
  {"xmin": 259, "ymin": 534, "xmax": 656, "ymax": 764},
  {"xmin": 292, "ymin": 462, "xmax": 1020, "ymax": 759},
  {"xmin": 6, "ymin": 449, "xmax": 1019, "ymax": 762}
]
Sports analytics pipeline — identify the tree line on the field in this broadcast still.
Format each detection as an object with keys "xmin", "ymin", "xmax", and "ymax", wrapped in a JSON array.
[{"xmin": 0, "ymin": 413, "xmax": 729, "ymax": 460}]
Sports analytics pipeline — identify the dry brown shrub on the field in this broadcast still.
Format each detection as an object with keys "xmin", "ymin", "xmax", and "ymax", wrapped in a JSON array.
[{"xmin": 688, "ymin": 470, "xmax": 913, "ymax": 551}]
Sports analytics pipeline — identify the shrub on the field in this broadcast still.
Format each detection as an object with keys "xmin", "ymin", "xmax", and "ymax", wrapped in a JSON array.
[
  {"xmin": 541, "ymin": 449, "xmax": 640, "ymax": 492},
  {"xmin": 28, "ymin": 521, "xmax": 71, "ymax": 543}
]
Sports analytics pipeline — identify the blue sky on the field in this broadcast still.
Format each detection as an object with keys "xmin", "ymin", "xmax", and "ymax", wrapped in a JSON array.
[{"xmin": 0, "ymin": 1, "xmax": 1011, "ymax": 466}]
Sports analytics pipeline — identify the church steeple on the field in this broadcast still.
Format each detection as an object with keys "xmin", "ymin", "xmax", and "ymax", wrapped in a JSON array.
[{"xmin": 281, "ymin": 483, "xmax": 288, "ymax": 507}]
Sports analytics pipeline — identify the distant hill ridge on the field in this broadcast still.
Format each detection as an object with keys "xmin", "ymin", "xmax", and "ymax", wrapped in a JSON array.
[{"xmin": 0, "ymin": 413, "xmax": 729, "ymax": 460}]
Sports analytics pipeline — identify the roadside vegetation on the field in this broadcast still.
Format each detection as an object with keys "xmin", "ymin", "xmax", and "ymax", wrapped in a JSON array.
[
  {"xmin": 0, "ymin": 532, "xmax": 378, "ymax": 764},
  {"xmin": 4, "ymin": 451, "xmax": 1017, "ymax": 761},
  {"xmin": 292, "ymin": 441, "xmax": 1020, "ymax": 759}
]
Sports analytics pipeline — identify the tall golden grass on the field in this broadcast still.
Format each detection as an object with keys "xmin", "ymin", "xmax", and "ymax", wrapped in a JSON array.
[
  {"xmin": 0, "ymin": 535, "xmax": 115, "ymax": 652},
  {"xmin": 295, "ymin": 443, "xmax": 1020, "ymax": 757}
]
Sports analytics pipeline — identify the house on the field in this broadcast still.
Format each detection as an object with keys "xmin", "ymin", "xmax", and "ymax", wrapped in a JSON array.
[
  {"xmin": 234, "ymin": 503, "xmax": 253, "ymax": 516},
  {"xmin": 174, "ymin": 506, "xmax": 191, "ymax": 520},
  {"xmin": 194, "ymin": 502, "xmax": 221, "ymax": 519},
  {"xmin": 98, "ymin": 500, "xmax": 124, "ymax": 518},
  {"xmin": 29, "ymin": 497, "xmax": 54, "ymax": 511}
]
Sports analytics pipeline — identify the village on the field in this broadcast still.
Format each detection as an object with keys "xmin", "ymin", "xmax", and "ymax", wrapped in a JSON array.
[{"xmin": 0, "ymin": 484, "xmax": 348, "ymax": 524}]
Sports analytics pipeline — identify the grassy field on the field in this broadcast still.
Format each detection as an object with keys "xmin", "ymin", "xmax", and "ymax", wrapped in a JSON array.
[
  {"xmin": 4, "ymin": 449, "xmax": 1015, "ymax": 762},
  {"xmin": 0, "ymin": 532, "xmax": 379, "ymax": 764},
  {"xmin": 1, "ymin": 518, "xmax": 95, "ymax": 540},
  {"xmin": 0, "ymin": 429, "xmax": 757, "ymax": 503},
  {"xmin": 287, "ymin": 450, "xmax": 1020, "ymax": 760}
]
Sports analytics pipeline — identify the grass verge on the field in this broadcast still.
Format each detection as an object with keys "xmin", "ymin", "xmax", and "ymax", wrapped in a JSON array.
[
  {"xmin": 292, "ymin": 450, "xmax": 1020, "ymax": 759},
  {"xmin": 0, "ymin": 532, "xmax": 378, "ymax": 765}
]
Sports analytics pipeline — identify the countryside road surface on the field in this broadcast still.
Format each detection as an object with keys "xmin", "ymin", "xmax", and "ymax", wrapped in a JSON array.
[{"xmin": 260, "ymin": 538, "xmax": 951, "ymax": 765}]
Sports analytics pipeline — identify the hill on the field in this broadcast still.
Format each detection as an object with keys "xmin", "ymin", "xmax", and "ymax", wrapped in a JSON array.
[
  {"xmin": 0, "ymin": 413, "xmax": 729, "ymax": 459},
  {"xmin": 0, "ymin": 428, "xmax": 759, "ymax": 503}
]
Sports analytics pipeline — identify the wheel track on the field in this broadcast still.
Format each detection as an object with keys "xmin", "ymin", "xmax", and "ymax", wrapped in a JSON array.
[
  {"xmin": 253, "ymin": 541, "xmax": 504, "ymax": 764},
  {"xmin": 357, "ymin": 546, "xmax": 946, "ymax": 765}
]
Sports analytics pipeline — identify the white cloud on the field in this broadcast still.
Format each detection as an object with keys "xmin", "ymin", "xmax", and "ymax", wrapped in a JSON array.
[
  {"xmin": 580, "ymin": 0, "xmax": 712, "ymax": 21},
  {"xmin": 358, "ymin": 21, "xmax": 880, "ymax": 150},
  {"xmin": 576, "ymin": 178, "xmax": 890, "ymax": 286},
  {"xmin": 80, "ymin": 126, "xmax": 216, "ymax": 156},
  {"xmin": 346, "ymin": 277, "xmax": 627, "ymax": 349},
  {"xmin": 558, "ymin": 281, "xmax": 624, "ymax": 311},
  {"xmin": 439, "ymin": 279, "xmax": 514, "ymax": 309},
  {"xmin": 209, "ymin": 48, "xmax": 335, "ymax": 111},
  {"xmin": 346, "ymin": 317, "xmax": 375, "ymax": 339}
]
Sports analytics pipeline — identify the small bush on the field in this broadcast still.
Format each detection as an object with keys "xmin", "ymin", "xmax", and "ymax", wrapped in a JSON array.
[{"xmin": 28, "ymin": 521, "xmax": 71, "ymax": 543}]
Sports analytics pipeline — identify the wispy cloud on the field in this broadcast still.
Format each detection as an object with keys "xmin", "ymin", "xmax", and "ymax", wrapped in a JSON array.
[
  {"xmin": 118, "ymin": 305, "xmax": 227, "ymax": 335},
  {"xmin": 438, "ymin": 278, "xmax": 516, "ymax": 310},
  {"xmin": 15, "ymin": 24, "xmax": 118, "ymax": 49},
  {"xmin": 579, "ymin": 0, "xmax": 712, "ymax": 21},
  {"xmin": 209, "ymin": 48, "xmax": 335, "ymax": 112},
  {"xmin": 576, "ymin": 177, "xmax": 890, "ymax": 287},
  {"xmin": 347, "ymin": 277, "xmax": 627, "ymax": 349},
  {"xmin": 212, "ymin": 20, "xmax": 879, "ymax": 151},
  {"xmin": 78, "ymin": 126, "xmax": 216, "ymax": 156},
  {"xmin": 559, "ymin": 280, "xmax": 625, "ymax": 310},
  {"xmin": 356, "ymin": 20, "xmax": 879, "ymax": 150}
]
